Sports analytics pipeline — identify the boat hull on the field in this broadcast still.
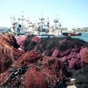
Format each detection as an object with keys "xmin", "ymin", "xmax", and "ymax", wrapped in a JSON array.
[{"xmin": 62, "ymin": 32, "xmax": 81, "ymax": 36}]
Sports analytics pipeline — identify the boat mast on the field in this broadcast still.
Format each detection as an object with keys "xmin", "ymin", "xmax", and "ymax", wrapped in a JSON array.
[{"xmin": 53, "ymin": 17, "xmax": 62, "ymax": 35}]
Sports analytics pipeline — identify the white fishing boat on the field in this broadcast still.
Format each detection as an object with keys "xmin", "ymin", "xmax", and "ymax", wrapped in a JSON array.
[{"xmin": 10, "ymin": 14, "xmax": 62, "ymax": 37}]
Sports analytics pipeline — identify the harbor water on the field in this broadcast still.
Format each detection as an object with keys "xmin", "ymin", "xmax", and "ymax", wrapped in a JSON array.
[{"xmin": 72, "ymin": 32, "xmax": 88, "ymax": 42}]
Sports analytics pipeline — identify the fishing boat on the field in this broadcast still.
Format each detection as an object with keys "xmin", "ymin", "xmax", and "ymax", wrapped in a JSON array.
[{"xmin": 62, "ymin": 32, "xmax": 81, "ymax": 36}]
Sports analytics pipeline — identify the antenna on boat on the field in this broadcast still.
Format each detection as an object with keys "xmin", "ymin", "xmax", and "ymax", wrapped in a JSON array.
[
  {"xmin": 47, "ymin": 17, "xmax": 49, "ymax": 27},
  {"xmin": 53, "ymin": 17, "xmax": 59, "ymax": 29}
]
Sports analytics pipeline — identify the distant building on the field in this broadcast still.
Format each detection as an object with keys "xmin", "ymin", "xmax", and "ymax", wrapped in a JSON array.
[{"xmin": 0, "ymin": 27, "xmax": 10, "ymax": 34}]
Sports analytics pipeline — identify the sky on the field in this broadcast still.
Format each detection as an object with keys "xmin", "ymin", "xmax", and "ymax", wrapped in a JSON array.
[{"xmin": 0, "ymin": 0, "xmax": 88, "ymax": 28}]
